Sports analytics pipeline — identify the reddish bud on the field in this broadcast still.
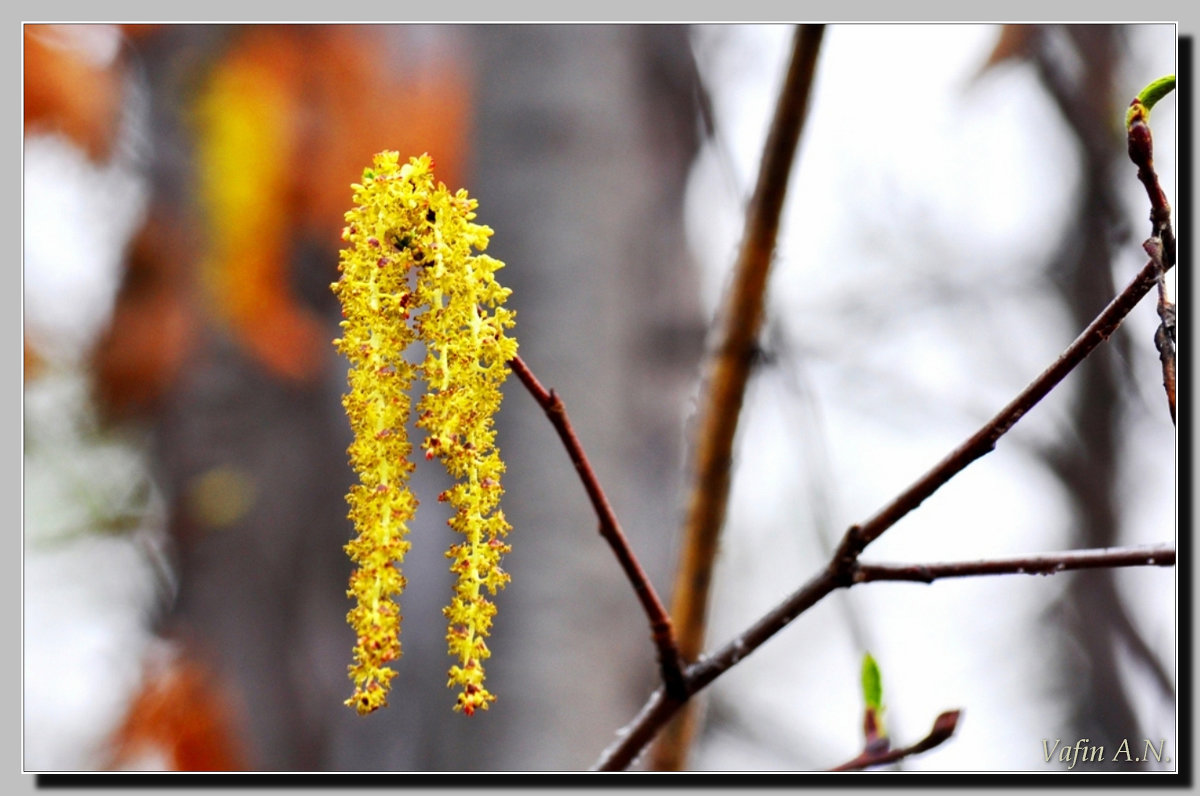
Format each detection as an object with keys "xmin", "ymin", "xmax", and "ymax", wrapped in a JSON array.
[{"xmin": 1128, "ymin": 119, "xmax": 1154, "ymax": 170}]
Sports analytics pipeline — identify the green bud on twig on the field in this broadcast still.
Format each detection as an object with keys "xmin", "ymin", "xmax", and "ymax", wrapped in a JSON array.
[
  {"xmin": 1126, "ymin": 74, "xmax": 1175, "ymax": 129},
  {"xmin": 861, "ymin": 652, "xmax": 883, "ymax": 711}
]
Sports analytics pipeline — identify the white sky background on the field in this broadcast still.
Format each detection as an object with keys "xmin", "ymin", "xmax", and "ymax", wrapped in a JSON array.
[
  {"xmin": 20, "ymin": 22, "xmax": 1179, "ymax": 773},
  {"xmin": 682, "ymin": 24, "xmax": 1178, "ymax": 770}
]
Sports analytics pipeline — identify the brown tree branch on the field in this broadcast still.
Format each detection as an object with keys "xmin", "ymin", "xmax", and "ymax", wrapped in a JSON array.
[
  {"xmin": 593, "ymin": 254, "xmax": 1173, "ymax": 771},
  {"xmin": 1128, "ymin": 92, "xmax": 1176, "ymax": 425},
  {"xmin": 1154, "ymin": 274, "xmax": 1176, "ymax": 425},
  {"xmin": 829, "ymin": 710, "xmax": 962, "ymax": 772},
  {"xmin": 507, "ymin": 354, "xmax": 685, "ymax": 698},
  {"xmin": 1127, "ymin": 114, "xmax": 1175, "ymax": 267},
  {"xmin": 656, "ymin": 23, "xmax": 827, "ymax": 771},
  {"xmin": 850, "ymin": 544, "xmax": 1175, "ymax": 584}
]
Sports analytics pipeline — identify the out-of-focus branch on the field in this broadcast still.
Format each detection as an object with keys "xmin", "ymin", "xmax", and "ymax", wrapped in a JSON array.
[
  {"xmin": 1029, "ymin": 33, "xmax": 1171, "ymax": 748},
  {"xmin": 594, "ymin": 254, "xmax": 1173, "ymax": 771},
  {"xmin": 655, "ymin": 23, "xmax": 826, "ymax": 771},
  {"xmin": 507, "ymin": 354, "xmax": 685, "ymax": 697},
  {"xmin": 829, "ymin": 710, "xmax": 962, "ymax": 772}
]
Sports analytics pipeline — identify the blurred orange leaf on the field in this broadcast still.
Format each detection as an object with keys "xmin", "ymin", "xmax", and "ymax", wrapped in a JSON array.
[
  {"xmin": 108, "ymin": 656, "xmax": 247, "ymax": 771},
  {"xmin": 192, "ymin": 26, "xmax": 323, "ymax": 383},
  {"xmin": 292, "ymin": 25, "xmax": 472, "ymax": 233},
  {"xmin": 24, "ymin": 340, "xmax": 44, "ymax": 382},
  {"xmin": 92, "ymin": 212, "xmax": 198, "ymax": 420},
  {"xmin": 192, "ymin": 25, "xmax": 471, "ymax": 383},
  {"xmin": 24, "ymin": 24, "xmax": 123, "ymax": 160}
]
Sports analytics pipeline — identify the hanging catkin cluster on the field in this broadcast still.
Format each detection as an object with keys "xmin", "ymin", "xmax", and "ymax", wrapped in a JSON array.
[{"xmin": 333, "ymin": 152, "xmax": 517, "ymax": 716}]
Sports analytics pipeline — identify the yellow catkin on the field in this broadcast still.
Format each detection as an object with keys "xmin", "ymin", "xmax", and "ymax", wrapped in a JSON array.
[{"xmin": 333, "ymin": 152, "xmax": 516, "ymax": 715}]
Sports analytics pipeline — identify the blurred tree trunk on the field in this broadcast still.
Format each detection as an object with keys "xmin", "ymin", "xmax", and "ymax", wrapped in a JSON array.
[
  {"xmin": 464, "ymin": 24, "xmax": 705, "ymax": 768},
  {"xmin": 1023, "ymin": 24, "xmax": 1174, "ymax": 765}
]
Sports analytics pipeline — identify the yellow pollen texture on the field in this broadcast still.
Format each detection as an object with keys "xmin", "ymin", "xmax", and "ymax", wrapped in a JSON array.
[{"xmin": 333, "ymin": 152, "xmax": 516, "ymax": 715}]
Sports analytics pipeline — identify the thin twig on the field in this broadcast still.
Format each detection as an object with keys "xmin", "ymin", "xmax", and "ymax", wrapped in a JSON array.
[
  {"xmin": 593, "ymin": 255, "xmax": 1173, "ymax": 771},
  {"xmin": 829, "ymin": 710, "xmax": 962, "ymax": 772},
  {"xmin": 850, "ymin": 544, "xmax": 1176, "ymax": 584},
  {"xmin": 1128, "ymin": 121, "xmax": 1176, "ymax": 268},
  {"xmin": 657, "ymin": 23, "xmax": 826, "ymax": 771},
  {"xmin": 1141, "ymin": 170, "xmax": 1177, "ymax": 426},
  {"xmin": 1127, "ymin": 91, "xmax": 1177, "ymax": 425},
  {"xmin": 1154, "ymin": 274, "xmax": 1176, "ymax": 424},
  {"xmin": 507, "ymin": 354, "xmax": 685, "ymax": 697}
]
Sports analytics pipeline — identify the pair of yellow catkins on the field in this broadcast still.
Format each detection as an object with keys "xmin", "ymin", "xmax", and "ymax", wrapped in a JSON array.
[{"xmin": 332, "ymin": 152, "xmax": 517, "ymax": 716}]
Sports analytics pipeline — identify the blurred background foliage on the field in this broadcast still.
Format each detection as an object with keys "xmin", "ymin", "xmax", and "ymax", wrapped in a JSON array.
[{"xmin": 23, "ymin": 23, "xmax": 1175, "ymax": 771}]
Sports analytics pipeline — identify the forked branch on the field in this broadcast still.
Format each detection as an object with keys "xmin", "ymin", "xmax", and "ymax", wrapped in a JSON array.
[{"xmin": 594, "ymin": 252, "xmax": 1175, "ymax": 771}]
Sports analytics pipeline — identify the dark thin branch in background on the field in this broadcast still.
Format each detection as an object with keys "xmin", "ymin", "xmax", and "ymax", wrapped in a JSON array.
[
  {"xmin": 657, "ymin": 23, "xmax": 826, "ymax": 771},
  {"xmin": 829, "ymin": 710, "xmax": 962, "ymax": 772},
  {"xmin": 507, "ymin": 354, "xmax": 685, "ymax": 698},
  {"xmin": 1030, "ymin": 30, "xmax": 1172, "ymax": 752},
  {"xmin": 593, "ymin": 252, "xmax": 1174, "ymax": 771}
]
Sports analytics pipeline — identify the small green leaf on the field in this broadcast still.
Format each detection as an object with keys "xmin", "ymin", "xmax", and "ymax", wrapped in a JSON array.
[
  {"xmin": 861, "ymin": 652, "xmax": 883, "ymax": 711},
  {"xmin": 1127, "ymin": 74, "xmax": 1176, "ymax": 129},
  {"xmin": 1138, "ymin": 74, "xmax": 1177, "ymax": 110}
]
